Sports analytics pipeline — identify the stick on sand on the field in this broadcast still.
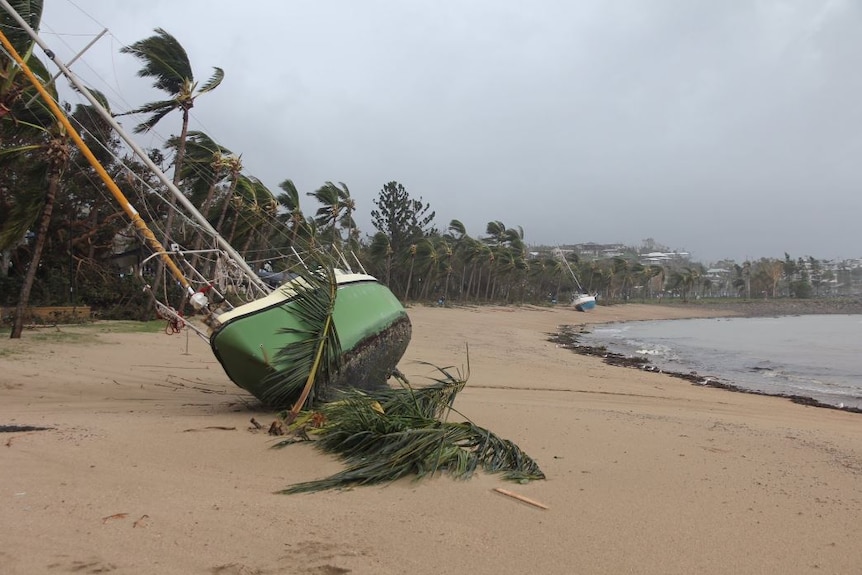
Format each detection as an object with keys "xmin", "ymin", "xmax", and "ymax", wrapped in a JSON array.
[{"xmin": 493, "ymin": 487, "xmax": 549, "ymax": 510}]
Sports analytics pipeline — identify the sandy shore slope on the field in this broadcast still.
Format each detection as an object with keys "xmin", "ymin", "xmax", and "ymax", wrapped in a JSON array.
[{"xmin": 1, "ymin": 304, "xmax": 861, "ymax": 574}]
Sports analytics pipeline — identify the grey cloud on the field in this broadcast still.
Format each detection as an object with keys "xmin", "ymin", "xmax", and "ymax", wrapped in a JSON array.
[{"xmin": 41, "ymin": 0, "xmax": 862, "ymax": 262}]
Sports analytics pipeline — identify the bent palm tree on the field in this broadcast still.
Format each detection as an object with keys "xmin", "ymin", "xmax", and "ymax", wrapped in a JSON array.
[
  {"xmin": 120, "ymin": 28, "xmax": 224, "ymax": 140},
  {"xmin": 0, "ymin": 17, "xmax": 72, "ymax": 338},
  {"xmin": 169, "ymin": 130, "xmax": 233, "ymax": 218},
  {"xmin": 308, "ymin": 181, "xmax": 351, "ymax": 250},
  {"xmin": 276, "ymin": 179, "xmax": 306, "ymax": 247},
  {"xmin": 1, "ymin": 107, "xmax": 70, "ymax": 338},
  {"xmin": 120, "ymin": 28, "xmax": 223, "ymax": 297}
]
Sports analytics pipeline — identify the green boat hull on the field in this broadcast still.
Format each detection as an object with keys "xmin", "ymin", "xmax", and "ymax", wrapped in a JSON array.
[{"xmin": 209, "ymin": 276, "xmax": 411, "ymax": 405}]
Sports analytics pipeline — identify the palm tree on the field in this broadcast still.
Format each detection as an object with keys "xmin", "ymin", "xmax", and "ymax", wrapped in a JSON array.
[
  {"xmin": 237, "ymin": 178, "xmax": 276, "ymax": 259},
  {"xmin": 213, "ymin": 154, "xmax": 243, "ymax": 235},
  {"xmin": 308, "ymin": 181, "xmax": 351, "ymax": 249},
  {"xmin": 337, "ymin": 184, "xmax": 357, "ymax": 252},
  {"xmin": 3, "ymin": 122, "xmax": 70, "ymax": 338},
  {"xmin": 1, "ymin": 3, "xmax": 49, "ymax": 134},
  {"xmin": 0, "ymin": 9, "xmax": 72, "ymax": 338},
  {"xmin": 276, "ymin": 179, "xmax": 306, "ymax": 247},
  {"xmin": 445, "ymin": 219, "xmax": 470, "ymax": 301},
  {"xmin": 668, "ymin": 266, "xmax": 701, "ymax": 303},
  {"xmin": 470, "ymin": 241, "xmax": 492, "ymax": 302},
  {"xmin": 480, "ymin": 221, "xmax": 525, "ymax": 302},
  {"xmin": 403, "ymin": 243, "xmax": 418, "ymax": 301},
  {"xmin": 120, "ymin": 28, "xmax": 224, "ymax": 141},
  {"xmin": 170, "ymin": 131, "xmax": 233, "ymax": 219},
  {"xmin": 610, "ymin": 257, "xmax": 632, "ymax": 300},
  {"xmin": 368, "ymin": 231, "xmax": 393, "ymax": 286},
  {"xmin": 417, "ymin": 237, "xmax": 441, "ymax": 300},
  {"xmin": 166, "ymin": 131, "xmax": 234, "ymax": 284},
  {"xmin": 226, "ymin": 175, "xmax": 271, "ymax": 247},
  {"xmin": 440, "ymin": 239, "xmax": 454, "ymax": 302},
  {"xmin": 120, "ymin": 28, "xmax": 224, "ymax": 292},
  {"xmin": 641, "ymin": 264, "xmax": 664, "ymax": 300}
]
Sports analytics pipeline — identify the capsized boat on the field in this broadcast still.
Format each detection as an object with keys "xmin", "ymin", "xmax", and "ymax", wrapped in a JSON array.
[
  {"xmin": 572, "ymin": 292, "xmax": 597, "ymax": 312},
  {"xmin": 1, "ymin": 9, "xmax": 411, "ymax": 408},
  {"xmin": 557, "ymin": 248, "xmax": 596, "ymax": 312},
  {"xmin": 211, "ymin": 270, "xmax": 411, "ymax": 402}
]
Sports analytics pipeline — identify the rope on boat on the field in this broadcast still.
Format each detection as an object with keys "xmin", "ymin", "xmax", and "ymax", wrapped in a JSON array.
[{"xmin": 157, "ymin": 305, "xmax": 185, "ymax": 334}]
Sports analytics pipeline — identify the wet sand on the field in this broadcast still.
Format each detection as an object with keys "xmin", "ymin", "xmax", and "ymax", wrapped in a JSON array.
[{"xmin": 1, "ymin": 303, "xmax": 861, "ymax": 574}]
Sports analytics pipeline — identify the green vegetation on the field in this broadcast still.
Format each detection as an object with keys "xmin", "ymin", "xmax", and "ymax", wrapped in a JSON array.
[
  {"xmin": 276, "ymin": 369, "xmax": 545, "ymax": 494},
  {"xmin": 84, "ymin": 320, "xmax": 167, "ymax": 334},
  {"xmin": 3, "ymin": 8, "xmax": 860, "ymax": 340}
]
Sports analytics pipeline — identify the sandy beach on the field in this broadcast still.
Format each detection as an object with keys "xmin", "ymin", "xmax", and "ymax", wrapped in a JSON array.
[{"xmin": 2, "ymin": 303, "xmax": 861, "ymax": 574}]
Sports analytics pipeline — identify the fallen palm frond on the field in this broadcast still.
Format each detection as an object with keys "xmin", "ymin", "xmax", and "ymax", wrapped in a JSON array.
[
  {"xmin": 275, "ymin": 365, "xmax": 545, "ymax": 494},
  {"xmin": 258, "ymin": 264, "xmax": 342, "ymax": 410}
]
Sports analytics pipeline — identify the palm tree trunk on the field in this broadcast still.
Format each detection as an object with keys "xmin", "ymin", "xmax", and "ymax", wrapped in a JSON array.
[
  {"xmin": 421, "ymin": 268, "xmax": 437, "ymax": 301},
  {"xmin": 1, "ymin": 250, "xmax": 10, "ymax": 278},
  {"xmin": 11, "ymin": 173, "xmax": 59, "ymax": 339},
  {"xmin": 151, "ymin": 109, "xmax": 191, "ymax": 304},
  {"xmin": 460, "ymin": 263, "xmax": 468, "ymax": 301},
  {"xmin": 215, "ymin": 176, "xmax": 239, "ymax": 234},
  {"xmin": 404, "ymin": 257, "xmax": 415, "ymax": 301},
  {"xmin": 385, "ymin": 252, "xmax": 391, "ymax": 286},
  {"xmin": 184, "ymin": 179, "xmax": 221, "ymax": 274},
  {"xmin": 240, "ymin": 221, "xmax": 258, "ymax": 258},
  {"xmin": 227, "ymin": 205, "xmax": 241, "ymax": 245}
]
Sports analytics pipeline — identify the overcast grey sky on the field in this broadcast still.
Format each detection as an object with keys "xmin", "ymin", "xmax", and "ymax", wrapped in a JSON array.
[{"xmin": 35, "ymin": 0, "xmax": 862, "ymax": 263}]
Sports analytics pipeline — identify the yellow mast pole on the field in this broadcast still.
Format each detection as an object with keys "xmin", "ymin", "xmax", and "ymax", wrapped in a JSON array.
[{"xmin": 0, "ymin": 29, "xmax": 194, "ymax": 296}]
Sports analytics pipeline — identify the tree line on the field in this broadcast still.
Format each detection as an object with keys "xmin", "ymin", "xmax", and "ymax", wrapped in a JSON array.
[{"xmin": 1, "ymin": 9, "xmax": 847, "ymax": 337}]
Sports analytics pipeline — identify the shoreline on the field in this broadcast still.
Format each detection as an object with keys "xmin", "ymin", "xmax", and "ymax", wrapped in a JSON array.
[
  {"xmin": 548, "ymin": 323, "xmax": 862, "ymax": 415},
  {"xmin": 594, "ymin": 295, "xmax": 862, "ymax": 318}
]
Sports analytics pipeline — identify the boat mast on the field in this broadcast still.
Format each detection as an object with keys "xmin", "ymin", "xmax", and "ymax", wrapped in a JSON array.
[
  {"xmin": 0, "ymin": 0, "xmax": 269, "ymax": 293},
  {"xmin": 559, "ymin": 249, "xmax": 585, "ymax": 293},
  {"xmin": 0, "ymin": 26, "xmax": 195, "ymax": 297}
]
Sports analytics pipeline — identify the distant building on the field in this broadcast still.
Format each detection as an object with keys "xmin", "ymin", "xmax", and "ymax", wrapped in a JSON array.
[{"xmin": 640, "ymin": 251, "xmax": 690, "ymax": 263}]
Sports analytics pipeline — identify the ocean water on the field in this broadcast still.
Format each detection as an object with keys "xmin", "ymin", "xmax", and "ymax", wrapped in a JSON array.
[{"xmin": 580, "ymin": 314, "xmax": 862, "ymax": 409}]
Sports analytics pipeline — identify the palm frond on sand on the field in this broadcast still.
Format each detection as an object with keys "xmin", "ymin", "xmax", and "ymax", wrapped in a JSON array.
[
  {"xmin": 259, "ymin": 264, "xmax": 341, "ymax": 411},
  {"xmin": 276, "ymin": 366, "xmax": 545, "ymax": 494}
]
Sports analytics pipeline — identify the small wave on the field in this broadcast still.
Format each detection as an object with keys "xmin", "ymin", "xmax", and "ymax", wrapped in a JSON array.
[
  {"xmin": 591, "ymin": 326, "xmax": 628, "ymax": 336},
  {"xmin": 636, "ymin": 348, "xmax": 666, "ymax": 356}
]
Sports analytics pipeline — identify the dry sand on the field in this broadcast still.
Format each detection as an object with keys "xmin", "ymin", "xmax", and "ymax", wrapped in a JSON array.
[{"xmin": 1, "ymin": 303, "xmax": 861, "ymax": 574}]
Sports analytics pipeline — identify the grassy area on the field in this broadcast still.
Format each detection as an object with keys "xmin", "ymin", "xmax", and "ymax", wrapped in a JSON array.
[
  {"xmin": 83, "ymin": 320, "xmax": 168, "ymax": 334},
  {"xmin": 27, "ymin": 330, "xmax": 102, "ymax": 344},
  {"xmin": 0, "ymin": 320, "xmax": 170, "ymax": 352}
]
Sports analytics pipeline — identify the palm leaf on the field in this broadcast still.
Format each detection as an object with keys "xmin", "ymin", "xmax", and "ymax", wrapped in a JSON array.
[
  {"xmin": 0, "ymin": 155, "xmax": 48, "ymax": 249},
  {"xmin": 197, "ymin": 67, "xmax": 224, "ymax": 94},
  {"xmin": 277, "ymin": 370, "xmax": 545, "ymax": 494},
  {"xmin": 120, "ymin": 28, "xmax": 192, "ymax": 94},
  {"xmin": 130, "ymin": 102, "xmax": 176, "ymax": 134},
  {"xmin": 0, "ymin": 0, "xmax": 43, "ymax": 60},
  {"xmin": 258, "ymin": 262, "xmax": 342, "ymax": 409}
]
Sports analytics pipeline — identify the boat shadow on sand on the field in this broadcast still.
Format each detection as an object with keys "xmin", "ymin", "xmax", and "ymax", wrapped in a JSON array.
[{"xmin": 548, "ymin": 324, "xmax": 862, "ymax": 415}]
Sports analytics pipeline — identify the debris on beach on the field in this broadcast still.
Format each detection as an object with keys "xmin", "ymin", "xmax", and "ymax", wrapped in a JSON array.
[
  {"xmin": 0, "ymin": 425, "xmax": 52, "ymax": 433},
  {"xmin": 270, "ymin": 366, "xmax": 546, "ymax": 494},
  {"xmin": 493, "ymin": 487, "xmax": 549, "ymax": 510}
]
